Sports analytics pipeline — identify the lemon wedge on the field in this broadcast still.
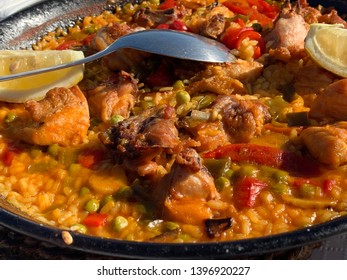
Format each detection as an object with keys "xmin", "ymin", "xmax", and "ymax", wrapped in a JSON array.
[
  {"xmin": 0, "ymin": 50, "xmax": 84, "ymax": 103},
  {"xmin": 305, "ymin": 23, "xmax": 347, "ymax": 78}
]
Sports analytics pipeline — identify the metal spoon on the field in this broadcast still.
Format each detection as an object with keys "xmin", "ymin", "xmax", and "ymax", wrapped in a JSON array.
[{"xmin": 0, "ymin": 29, "xmax": 235, "ymax": 81}]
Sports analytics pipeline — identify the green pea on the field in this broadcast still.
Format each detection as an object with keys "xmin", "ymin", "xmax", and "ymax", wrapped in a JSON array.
[
  {"xmin": 84, "ymin": 198, "xmax": 100, "ymax": 213},
  {"xmin": 300, "ymin": 184, "xmax": 316, "ymax": 198},
  {"xmin": 114, "ymin": 185, "xmax": 133, "ymax": 200},
  {"xmin": 100, "ymin": 195, "xmax": 114, "ymax": 208},
  {"xmin": 176, "ymin": 90, "xmax": 191, "ymax": 105},
  {"xmin": 135, "ymin": 203, "xmax": 147, "ymax": 215},
  {"xmin": 30, "ymin": 148, "xmax": 42, "ymax": 159},
  {"xmin": 79, "ymin": 187, "xmax": 91, "ymax": 196},
  {"xmin": 112, "ymin": 216, "xmax": 129, "ymax": 232},
  {"xmin": 47, "ymin": 144, "xmax": 60, "ymax": 158},
  {"xmin": 71, "ymin": 223, "xmax": 87, "ymax": 234},
  {"xmin": 215, "ymin": 177, "xmax": 231, "ymax": 191},
  {"xmin": 173, "ymin": 80, "xmax": 185, "ymax": 91},
  {"xmin": 68, "ymin": 163, "xmax": 81, "ymax": 174},
  {"xmin": 271, "ymin": 183, "xmax": 289, "ymax": 195},
  {"xmin": 110, "ymin": 114, "xmax": 124, "ymax": 126},
  {"xmin": 4, "ymin": 112, "xmax": 16, "ymax": 123}
]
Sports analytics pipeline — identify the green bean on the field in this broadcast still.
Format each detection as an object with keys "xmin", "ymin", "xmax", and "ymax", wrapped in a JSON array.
[
  {"xmin": 196, "ymin": 94, "xmax": 215, "ymax": 109},
  {"xmin": 110, "ymin": 114, "xmax": 124, "ymax": 126},
  {"xmin": 204, "ymin": 158, "xmax": 231, "ymax": 178},
  {"xmin": 165, "ymin": 221, "xmax": 180, "ymax": 231},
  {"xmin": 235, "ymin": 165, "xmax": 259, "ymax": 179},
  {"xmin": 272, "ymin": 169, "xmax": 289, "ymax": 184}
]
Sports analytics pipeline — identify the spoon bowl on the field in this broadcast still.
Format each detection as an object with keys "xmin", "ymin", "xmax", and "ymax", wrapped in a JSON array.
[{"xmin": 0, "ymin": 29, "xmax": 235, "ymax": 81}]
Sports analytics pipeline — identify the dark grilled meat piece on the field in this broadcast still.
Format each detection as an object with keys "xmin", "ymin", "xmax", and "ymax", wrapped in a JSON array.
[
  {"xmin": 133, "ymin": 7, "xmax": 177, "ymax": 28},
  {"xmin": 212, "ymin": 95, "xmax": 272, "ymax": 143},
  {"xmin": 99, "ymin": 105, "xmax": 179, "ymax": 161},
  {"xmin": 87, "ymin": 71, "xmax": 138, "ymax": 122}
]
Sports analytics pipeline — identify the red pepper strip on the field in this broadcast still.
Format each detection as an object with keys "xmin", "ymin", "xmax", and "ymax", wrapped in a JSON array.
[
  {"xmin": 221, "ymin": 27, "xmax": 253, "ymax": 50},
  {"xmin": 170, "ymin": 20, "xmax": 188, "ymax": 31},
  {"xmin": 82, "ymin": 33, "xmax": 96, "ymax": 46},
  {"xmin": 1, "ymin": 144, "xmax": 22, "ymax": 166},
  {"xmin": 157, "ymin": 20, "xmax": 188, "ymax": 31},
  {"xmin": 156, "ymin": 23, "xmax": 171, "ymax": 29},
  {"xmin": 203, "ymin": 143, "xmax": 321, "ymax": 177},
  {"xmin": 2, "ymin": 150, "xmax": 15, "ymax": 166},
  {"xmin": 323, "ymin": 179, "xmax": 336, "ymax": 194},
  {"xmin": 234, "ymin": 29, "xmax": 265, "ymax": 59},
  {"xmin": 234, "ymin": 177, "xmax": 268, "ymax": 208},
  {"xmin": 235, "ymin": 30, "xmax": 263, "ymax": 49},
  {"xmin": 223, "ymin": 0, "xmax": 250, "ymax": 15},
  {"xmin": 159, "ymin": 0, "xmax": 177, "ymax": 10},
  {"xmin": 223, "ymin": 0, "xmax": 278, "ymax": 27},
  {"xmin": 247, "ymin": 0, "xmax": 280, "ymax": 19},
  {"xmin": 77, "ymin": 149, "xmax": 106, "ymax": 169},
  {"xmin": 146, "ymin": 61, "xmax": 175, "ymax": 87},
  {"xmin": 56, "ymin": 40, "xmax": 82, "ymax": 50},
  {"xmin": 83, "ymin": 213, "xmax": 108, "ymax": 227},
  {"xmin": 292, "ymin": 178, "xmax": 320, "ymax": 188}
]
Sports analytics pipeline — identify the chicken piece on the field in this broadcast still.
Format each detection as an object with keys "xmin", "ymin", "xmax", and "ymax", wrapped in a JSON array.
[
  {"xmin": 199, "ymin": 13, "xmax": 225, "ymax": 39},
  {"xmin": 293, "ymin": 64, "xmax": 335, "ymax": 105},
  {"xmin": 318, "ymin": 9, "xmax": 347, "ymax": 27},
  {"xmin": 186, "ymin": 4, "xmax": 233, "ymax": 35},
  {"xmin": 90, "ymin": 23, "xmax": 149, "ymax": 71},
  {"xmin": 186, "ymin": 121, "xmax": 229, "ymax": 153},
  {"xmin": 87, "ymin": 71, "xmax": 138, "ymax": 122},
  {"xmin": 264, "ymin": 5, "xmax": 309, "ymax": 61},
  {"xmin": 309, "ymin": 79, "xmax": 347, "ymax": 121},
  {"xmin": 100, "ymin": 104, "xmax": 179, "ymax": 159},
  {"xmin": 212, "ymin": 95, "xmax": 271, "ymax": 143},
  {"xmin": 133, "ymin": 7, "xmax": 177, "ymax": 28},
  {"xmin": 14, "ymin": 86, "xmax": 89, "ymax": 146},
  {"xmin": 153, "ymin": 148, "xmax": 219, "ymax": 225},
  {"xmin": 297, "ymin": 0, "xmax": 347, "ymax": 26},
  {"xmin": 90, "ymin": 22, "xmax": 132, "ymax": 50},
  {"xmin": 188, "ymin": 60, "xmax": 263, "ymax": 95},
  {"xmin": 300, "ymin": 122, "xmax": 347, "ymax": 168}
]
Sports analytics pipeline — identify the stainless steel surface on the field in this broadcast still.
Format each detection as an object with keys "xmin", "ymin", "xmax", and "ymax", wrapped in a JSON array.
[{"xmin": 0, "ymin": 29, "xmax": 235, "ymax": 81}]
